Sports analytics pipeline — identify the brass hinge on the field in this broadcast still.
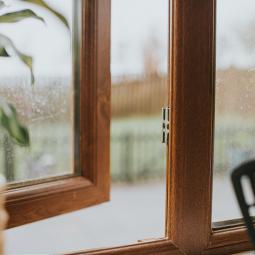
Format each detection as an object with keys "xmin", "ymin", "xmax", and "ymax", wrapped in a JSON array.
[{"xmin": 162, "ymin": 107, "xmax": 170, "ymax": 145}]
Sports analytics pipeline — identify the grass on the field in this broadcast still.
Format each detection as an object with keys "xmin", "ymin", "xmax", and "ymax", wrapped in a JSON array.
[{"xmin": 2, "ymin": 113, "xmax": 255, "ymax": 184}]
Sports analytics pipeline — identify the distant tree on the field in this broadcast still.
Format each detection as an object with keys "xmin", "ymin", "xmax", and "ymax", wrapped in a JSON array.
[{"xmin": 143, "ymin": 33, "xmax": 161, "ymax": 78}]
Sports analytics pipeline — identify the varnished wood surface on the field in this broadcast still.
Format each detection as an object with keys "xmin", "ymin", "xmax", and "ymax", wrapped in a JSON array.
[
  {"xmin": 205, "ymin": 228, "xmax": 252, "ymax": 254},
  {"xmin": 68, "ymin": 240, "xmax": 183, "ymax": 255},
  {"xmin": 5, "ymin": 0, "xmax": 255, "ymax": 254},
  {"xmin": 167, "ymin": 0, "xmax": 254, "ymax": 254},
  {"xmin": 168, "ymin": 0, "xmax": 215, "ymax": 253},
  {"xmin": 5, "ymin": 0, "xmax": 111, "ymax": 229},
  {"xmin": 211, "ymin": 228, "xmax": 249, "ymax": 248},
  {"xmin": 0, "ymin": 178, "xmax": 8, "ymax": 255}
]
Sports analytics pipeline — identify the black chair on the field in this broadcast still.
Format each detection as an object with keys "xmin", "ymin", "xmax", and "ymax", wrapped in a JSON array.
[{"xmin": 232, "ymin": 160, "xmax": 255, "ymax": 248}]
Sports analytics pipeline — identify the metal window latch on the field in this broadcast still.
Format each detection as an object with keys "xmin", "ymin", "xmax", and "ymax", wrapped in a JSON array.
[{"xmin": 162, "ymin": 107, "xmax": 170, "ymax": 145}]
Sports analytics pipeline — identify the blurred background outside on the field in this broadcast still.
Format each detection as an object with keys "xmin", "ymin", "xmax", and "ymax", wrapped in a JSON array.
[
  {"xmin": 5, "ymin": 0, "xmax": 168, "ymax": 253},
  {"xmin": 3, "ymin": 0, "xmax": 255, "ymax": 253},
  {"xmin": 213, "ymin": 0, "xmax": 255, "ymax": 222}
]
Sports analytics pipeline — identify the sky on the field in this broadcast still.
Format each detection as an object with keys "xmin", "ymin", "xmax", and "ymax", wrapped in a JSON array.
[
  {"xmin": 217, "ymin": 0, "xmax": 255, "ymax": 70},
  {"xmin": 0, "ymin": 0, "xmax": 72, "ymax": 79},
  {"xmin": 0, "ymin": 0, "xmax": 255, "ymax": 80},
  {"xmin": 111, "ymin": 0, "xmax": 168, "ymax": 78},
  {"xmin": 0, "ymin": 0, "xmax": 168, "ymax": 79}
]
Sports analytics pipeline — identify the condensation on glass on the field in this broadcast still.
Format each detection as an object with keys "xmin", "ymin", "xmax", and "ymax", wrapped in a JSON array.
[
  {"xmin": 0, "ymin": 0, "xmax": 80, "ymax": 184},
  {"xmin": 213, "ymin": 0, "xmax": 255, "ymax": 223}
]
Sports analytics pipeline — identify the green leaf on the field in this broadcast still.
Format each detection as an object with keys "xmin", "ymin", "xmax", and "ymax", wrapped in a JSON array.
[
  {"xmin": 22, "ymin": 0, "xmax": 69, "ymax": 28},
  {"xmin": 0, "ymin": 9, "xmax": 45, "ymax": 23},
  {"xmin": 18, "ymin": 51, "xmax": 34, "ymax": 84},
  {"xmin": 0, "ymin": 34, "xmax": 34, "ymax": 85},
  {"xmin": 0, "ymin": 47, "xmax": 9, "ymax": 57},
  {"xmin": 0, "ymin": 98, "xmax": 29, "ymax": 146}
]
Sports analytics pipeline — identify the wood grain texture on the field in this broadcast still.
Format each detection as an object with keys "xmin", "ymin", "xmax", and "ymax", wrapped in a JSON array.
[
  {"xmin": 204, "ymin": 228, "xmax": 252, "ymax": 254},
  {"xmin": 64, "ymin": 1, "xmax": 184, "ymax": 255},
  {"xmin": 211, "ymin": 228, "xmax": 249, "ymax": 248},
  {"xmin": 0, "ymin": 178, "xmax": 8, "ymax": 255},
  {"xmin": 5, "ymin": 0, "xmax": 254, "ymax": 253},
  {"xmin": 68, "ymin": 240, "xmax": 183, "ymax": 255},
  {"xmin": 204, "ymin": 240, "xmax": 252, "ymax": 255},
  {"xmin": 5, "ymin": 0, "xmax": 111, "ymax": 229},
  {"xmin": 168, "ymin": 0, "xmax": 253, "ymax": 254},
  {"xmin": 67, "ymin": 0, "xmax": 254, "ymax": 254},
  {"xmin": 168, "ymin": 0, "xmax": 215, "ymax": 254}
]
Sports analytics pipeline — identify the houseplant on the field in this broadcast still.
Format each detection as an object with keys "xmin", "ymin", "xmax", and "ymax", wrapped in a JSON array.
[
  {"xmin": 0, "ymin": 0, "xmax": 69, "ymax": 146},
  {"xmin": 0, "ymin": 1, "xmax": 69, "ymax": 253}
]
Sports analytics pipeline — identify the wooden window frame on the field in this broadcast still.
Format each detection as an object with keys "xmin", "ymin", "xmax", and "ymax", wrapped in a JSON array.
[
  {"xmin": 5, "ymin": 0, "xmax": 111, "ymax": 229},
  {"xmin": 169, "ymin": 1, "xmax": 252, "ymax": 254},
  {"xmin": 5, "ymin": 0, "xmax": 253, "ymax": 254},
  {"xmin": 70, "ymin": 0, "xmax": 253, "ymax": 254}
]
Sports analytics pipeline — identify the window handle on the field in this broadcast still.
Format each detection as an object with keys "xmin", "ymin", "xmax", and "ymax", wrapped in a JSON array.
[{"xmin": 162, "ymin": 107, "xmax": 170, "ymax": 145}]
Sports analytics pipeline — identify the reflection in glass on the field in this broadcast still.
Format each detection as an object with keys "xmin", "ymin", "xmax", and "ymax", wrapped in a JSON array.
[
  {"xmin": 213, "ymin": 0, "xmax": 255, "ymax": 222},
  {"xmin": 0, "ymin": 0, "xmax": 76, "ymax": 183}
]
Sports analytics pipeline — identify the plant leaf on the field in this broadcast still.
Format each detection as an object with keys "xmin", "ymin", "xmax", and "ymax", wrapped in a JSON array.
[
  {"xmin": 0, "ymin": 34, "xmax": 34, "ymax": 85},
  {"xmin": 0, "ymin": 9, "xmax": 44, "ymax": 23},
  {"xmin": 0, "ymin": 47, "xmax": 9, "ymax": 57},
  {"xmin": 0, "ymin": 98, "xmax": 29, "ymax": 146},
  {"xmin": 22, "ymin": 0, "xmax": 69, "ymax": 28},
  {"xmin": 18, "ymin": 51, "xmax": 34, "ymax": 84}
]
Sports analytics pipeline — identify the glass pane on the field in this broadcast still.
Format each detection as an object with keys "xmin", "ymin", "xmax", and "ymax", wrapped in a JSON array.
[
  {"xmin": 213, "ymin": 0, "xmax": 255, "ymax": 222},
  {"xmin": 5, "ymin": 0, "xmax": 169, "ymax": 253},
  {"xmin": 0, "ymin": 0, "xmax": 77, "ymax": 184}
]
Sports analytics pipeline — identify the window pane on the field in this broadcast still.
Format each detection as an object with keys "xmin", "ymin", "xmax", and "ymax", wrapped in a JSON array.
[
  {"xmin": 5, "ymin": 0, "xmax": 169, "ymax": 253},
  {"xmin": 0, "ymin": 0, "xmax": 77, "ymax": 184},
  {"xmin": 213, "ymin": 0, "xmax": 255, "ymax": 222}
]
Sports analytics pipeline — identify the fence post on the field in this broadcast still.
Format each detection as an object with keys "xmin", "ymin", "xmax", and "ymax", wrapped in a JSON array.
[
  {"xmin": 122, "ymin": 133, "xmax": 133, "ymax": 182},
  {"xmin": 3, "ymin": 135, "xmax": 15, "ymax": 182}
]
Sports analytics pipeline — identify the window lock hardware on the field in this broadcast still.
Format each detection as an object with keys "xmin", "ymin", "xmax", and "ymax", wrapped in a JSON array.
[{"xmin": 162, "ymin": 107, "xmax": 170, "ymax": 145}]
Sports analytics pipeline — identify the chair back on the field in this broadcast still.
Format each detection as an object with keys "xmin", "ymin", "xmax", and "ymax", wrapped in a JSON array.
[{"xmin": 232, "ymin": 160, "xmax": 255, "ymax": 247}]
